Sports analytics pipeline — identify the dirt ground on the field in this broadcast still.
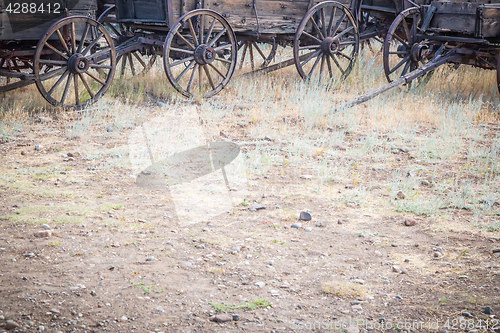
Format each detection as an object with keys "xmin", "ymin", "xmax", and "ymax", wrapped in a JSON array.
[{"xmin": 1, "ymin": 103, "xmax": 500, "ymax": 333}]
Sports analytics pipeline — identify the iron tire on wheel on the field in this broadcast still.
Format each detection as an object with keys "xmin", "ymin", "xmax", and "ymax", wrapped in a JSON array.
[
  {"xmin": 163, "ymin": 9, "xmax": 237, "ymax": 98},
  {"xmin": 98, "ymin": 6, "xmax": 157, "ymax": 77},
  {"xmin": 34, "ymin": 16, "xmax": 116, "ymax": 108},
  {"xmin": 294, "ymin": 1, "xmax": 359, "ymax": 82}
]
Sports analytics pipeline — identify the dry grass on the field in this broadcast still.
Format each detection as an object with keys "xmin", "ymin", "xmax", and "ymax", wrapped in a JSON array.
[
  {"xmin": 322, "ymin": 280, "xmax": 366, "ymax": 297},
  {"xmin": 207, "ymin": 267, "xmax": 225, "ymax": 274}
]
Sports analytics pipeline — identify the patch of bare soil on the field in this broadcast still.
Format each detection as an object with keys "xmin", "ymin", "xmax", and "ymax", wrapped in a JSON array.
[{"xmin": 0, "ymin": 108, "xmax": 499, "ymax": 333}]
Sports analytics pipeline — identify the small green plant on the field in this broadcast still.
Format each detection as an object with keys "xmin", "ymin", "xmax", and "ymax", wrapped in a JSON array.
[
  {"xmin": 209, "ymin": 298, "xmax": 271, "ymax": 312},
  {"xmin": 240, "ymin": 198, "xmax": 249, "ymax": 207},
  {"xmin": 439, "ymin": 297, "xmax": 448, "ymax": 304}
]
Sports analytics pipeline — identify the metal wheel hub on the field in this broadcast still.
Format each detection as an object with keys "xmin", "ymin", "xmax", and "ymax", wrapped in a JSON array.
[
  {"xmin": 321, "ymin": 37, "xmax": 340, "ymax": 56},
  {"xmin": 68, "ymin": 54, "xmax": 90, "ymax": 74},
  {"xmin": 410, "ymin": 43, "xmax": 429, "ymax": 62},
  {"xmin": 194, "ymin": 45, "xmax": 216, "ymax": 65}
]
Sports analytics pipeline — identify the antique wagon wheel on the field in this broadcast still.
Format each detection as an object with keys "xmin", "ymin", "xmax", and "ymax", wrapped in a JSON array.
[
  {"xmin": 383, "ymin": 7, "xmax": 435, "ymax": 84},
  {"xmin": 34, "ymin": 16, "xmax": 116, "ymax": 108},
  {"xmin": 237, "ymin": 41, "xmax": 277, "ymax": 72},
  {"xmin": 98, "ymin": 6, "xmax": 157, "ymax": 77},
  {"xmin": 0, "ymin": 57, "xmax": 33, "ymax": 92},
  {"xmin": 294, "ymin": 1, "xmax": 359, "ymax": 82},
  {"xmin": 163, "ymin": 9, "xmax": 237, "ymax": 98}
]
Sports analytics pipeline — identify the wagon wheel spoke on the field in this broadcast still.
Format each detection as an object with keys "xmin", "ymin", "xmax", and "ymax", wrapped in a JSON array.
[
  {"xmin": 310, "ymin": 16, "xmax": 325, "ymax": 40},
  {"xmin": 127, "ymin": 53, "xmax": 136, "ymax": 76},
  {"xmin": 319, "ymin": 54, "xmax": 325, "ymax": 80},
  {"xmin": 326, "ymin": 54, "xmax": 333, "ymax": 78},
  {"xmin": 175, "ymin": 61, "xmax": 196, "ymax": 82},
  {"xmin": 74, "ymin": 73, "xmax": 79, "ymax": 105},
  {"xmin": 330, "ymin": 13, "xmax": 346, "ymax": 37},
  {"xmin": 205, "ymin": 18, "xmax": 217, "ymax": 44},
  {"xmin": 301, "ymin": 50, "xmax": 322, "ymax": 67},
  {"xmin": 79, "ymin": 73, "xmax": 95, "ymax": 99},
  {"xmin": 187, "ymin": 19, "xmax": 199, "ymax": 47},
  {"xmin": 330, "ymin": 54, "xmax": 345, "ymax": 75},
  {"xmin": 320, "ymin": 8, "xmax": 327, "ymax": 37},
  {"xmin": 253, "ymin": 42, "xmax": 267, "ymax": 61},
  {"xmin": 47, "ymin": 69, "xmax": 70, "ymax": 96},
  {"xmin": 208, "ymin": 63, "xmax": 227, "ymax": 79},
  {"xmin": 239, "ymin": 42, "xmax": 248, "ymax": 70},
  {"xmin": 175, "ymin": 32, "xmax": 196, "ymax": 50},
  {"xmin": 307, "ymin": 53, "xmax": 323, "ymax": 79},
  {"xmin": 249, "ymin": 42, "xmax": 255, "ymax": 71},
  {"xmin": 332, "ymin": 25, "xmax": 354, "ymax": 41},
  {"xmin": 203, "ymin": 65, "xmax": 216, "ymax": 90},
  {"xmin": 327, "ymin": 7, "xmax": 337, "ymax": 36},
  {"xmin": 77, "ymin": 23, "xmax": 91, "ymax": 54},
  {"xmin": 56, "ymin": 29, "xmax": 70, "ymax": 54},
  {"xmin": 387, "ymin": 55, "xmax": 410, "ymax": 74},
  {"xmin": 186, "ymin": 63, "xmax": 198, "ymax": 93},
  {"xmin": 120, "ymin": 53, "xmax": 128, "ymax": 76},
  {"xmin": 60, "ymin": 73, "xmax": 72, "ymax": 105},
  {"xmin": 164, "ymin": 10, "xmax": 237, "ymax": 98},
  {"xmin": 207, "ymin": 28, "xmax": 227, "ymax": 47},
  {"xmin": 302, "ymin": 31, "xmax": 323, "ymax": 45}
]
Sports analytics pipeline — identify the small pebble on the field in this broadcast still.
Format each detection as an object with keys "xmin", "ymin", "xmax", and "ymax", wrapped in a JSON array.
[
  {"xmin": 433, "ymin": 252, "xmax": 442, "ymax": 258},
  {"xmin": 315, "ymin": 222, "xmax": 323, "ymax": 227},
  {"xmin": 404, "ymin": 219, "xmax": 416, "ymax": 226},
  {"xmin": 305, "ymin": 227, "xmax": 312, "ymax": 232},
  {"xmin": 146, "ymin": 256, "xmax": 154, "ymax": 261},
  {"xmin": 210, "ymin": 314, "xmax": 232, "ymax": 322},
  {"xmin": 484, "ymin": 306, "xmax": 492, "ymax": 314},
  {"xmin": 299, "ymin": 211, "xmax": 311, "ymax": 221},
  {"xmin": 291, "ymin": 223, "xmax": 302, "ymax": 229},
  {"xmin": 232, "ymin": 314, "xmax": 240, "ymax": 321}
]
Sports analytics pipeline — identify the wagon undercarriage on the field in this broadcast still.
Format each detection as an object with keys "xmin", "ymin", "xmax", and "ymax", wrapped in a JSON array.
[{"xmin": 1, "ymin": 0, "xmax": 500, "ymax": 107}]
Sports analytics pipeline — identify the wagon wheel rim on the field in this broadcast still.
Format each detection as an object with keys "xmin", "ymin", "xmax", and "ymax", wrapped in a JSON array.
[
  {"xmin": 294, "ymin": 1, "xmax": 359, "ymax": 82},
  {"xmin": 237, "ymin": 41, "xmax": 277, "ymax": 72},
  {"xmin": 34, "ymin": 16, "xmax": 116, "ymax": 108},
  {"xmin": 163, "ymin": 9, "xmax": 237, "ymax": 98},
  {"xmin": 98, "ymin": 5, "xmax": 157, "ymax": 77},
  {"xmin": 383, "ymin": 7, "xmax": 434, "ymax": 85}
]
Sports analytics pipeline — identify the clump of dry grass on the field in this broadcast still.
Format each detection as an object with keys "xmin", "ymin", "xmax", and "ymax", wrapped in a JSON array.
[
  {"xmin": 322, "ymin": 281, "xmax": 366, "ymax": 297},
  {"xmin": 207, "ymin": 267, "xmax": 224, "ymax": 274}
]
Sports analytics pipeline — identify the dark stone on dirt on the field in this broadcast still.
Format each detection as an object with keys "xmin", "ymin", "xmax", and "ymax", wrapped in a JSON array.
[
  {"xmin": 404, "ymin": 259, "xmax": 410, "ymax": 262},
  {"xmin": 35, "ymin": 145, "xmax": 40, "ymax": 151},
  {"xmin": 433, "ymin": 252, "xmax": 443, "ymax": 258},
  {"xmin": 299, "ymin": 211, "xmax": 311, "ymax": 221},
  {"xmin": 435, "ymin": 247, "xmax": 443, "ymax": 252},
  {"xmin": 232, "ymin": 314, "xmax": 240, "ymax": 321},
  {"xmin": 391, "ymin": 243, "xmax": 398, "ymax": 247},
  {"xmin": 404, "ymin": 219, "xmax": 416, "ymax": 226},
  {"xmin": 5, "ymin": 321, "xmax": 19, "ymax": 330},
  {"xmin": 379, "ymin": 318, "xmax": 386, "ymax": 323},
  {"xmin": 462, "ymin": 312, "xmax": 472, "ymax": 317},
  {"xmin": 248, "ymin": 205, "xmax": 265, "ymax": 211},
  {"xmin": 210, "ymin": 314, "xmax": 232, "ymax": 322},
  {"xmin": 315, "ymin": 222, "xmax": 323, "ymax": 227},
  {"xmin": 67, "ymin": 152, "xmax": 74, "ymax": 157},
  {"xmin": 484, "ymin": 306, "xmax": 492, "ymax": 314},
  {"xmin": 291, "ymin": 223, "xmax": 302, "ymax": 229},
  {"xmin": 396, "ymin": 191, "xmax": 406, "ymax": 199},
  {"xmin": 493, "ymin": 248, "xmax": 500, "ymax": 253},
  {"xmin": 395, "ymin": 295, "xmax": 402, "ymax": 299}
]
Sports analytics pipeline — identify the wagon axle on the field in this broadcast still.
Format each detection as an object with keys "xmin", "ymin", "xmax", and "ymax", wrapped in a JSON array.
[
  {"xmin": 194, "ymin": 45, "xmax": 216, "ymax": 65},
  {"xmin": 68, "ymin": 54, "xmax": 90, "ymax": 74}
]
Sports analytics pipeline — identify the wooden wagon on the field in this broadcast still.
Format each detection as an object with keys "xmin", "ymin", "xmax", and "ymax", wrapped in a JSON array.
[
  {"xmin": 96, "ymin": 0, "xmax": 423, "ymax": 99},
  {"xmin": 0, "ymin": 0, "xmax": 117, "ymax": 107}
]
